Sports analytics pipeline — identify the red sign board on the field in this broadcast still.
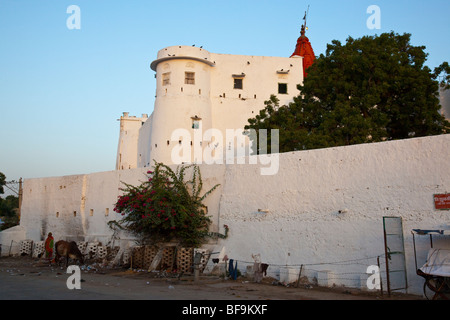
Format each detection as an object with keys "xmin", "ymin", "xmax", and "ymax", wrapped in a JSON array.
[{"xmin": 434, "ymin": 194, "xmax": 450, "ymax": 210}]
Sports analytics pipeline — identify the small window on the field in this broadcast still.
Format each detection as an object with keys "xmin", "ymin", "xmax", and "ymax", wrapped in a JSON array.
[
  {"xmin": 185, "ymin": 72, "xmax": 195, "ymax": 85},
  {"xmin": 192, "ymin": 120, "xmax": 200, "ymax": 129},
  {"xmin": 90, "ymin": 209, "xmax": 94, "ymax": 216},
  {"xmin": 278, "ymin": 83, "xmax": 288, "ymax": 94},
  {"xmin": 234, "ymin": 78, "xmax": 243, "ymax": 89},
  {"xmin": 105, "ymin": 208, "xmax": 109, "ymax": 216},
  {"xmin": 162, "ymin": 72, "xmax": 170, "ymax": 86}
]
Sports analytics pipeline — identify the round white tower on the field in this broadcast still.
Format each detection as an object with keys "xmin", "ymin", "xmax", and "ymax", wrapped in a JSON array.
[{"xmin": 149, "ymin": 46, "xmax": 215, "ymax": 165}]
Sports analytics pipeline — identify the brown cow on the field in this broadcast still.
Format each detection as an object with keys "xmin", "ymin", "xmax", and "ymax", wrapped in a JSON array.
[{"xmin": 55, "ymin": 240, "xmax": 84, "ymax": 267}]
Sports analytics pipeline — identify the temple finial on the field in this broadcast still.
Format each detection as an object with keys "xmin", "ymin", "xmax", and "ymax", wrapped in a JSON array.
[
  {"xmin": 302, "ymin": 5, "xmax": 310, "ymax": 35},
  {"xmin": 290, "ymin": 5, "xmax": 315, "ymax": 78}
]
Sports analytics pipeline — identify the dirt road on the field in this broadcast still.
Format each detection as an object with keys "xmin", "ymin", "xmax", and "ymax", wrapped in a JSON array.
[{"xmin": 0, "ymin": 256, "xmax": 421, "ymax": 301}]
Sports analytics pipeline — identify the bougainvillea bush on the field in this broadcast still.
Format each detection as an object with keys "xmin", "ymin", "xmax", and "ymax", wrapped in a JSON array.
[{"xmin": 113, "ymin": 162, "xmax": 219, "ymax": 247}]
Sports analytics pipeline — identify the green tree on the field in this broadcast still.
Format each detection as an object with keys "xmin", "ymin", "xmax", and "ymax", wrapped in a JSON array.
[
  {"xmin": 245, "ymin": 32, "xmax": 450, "ymax": 152},
  {"xmin": 0, "ymin": 172, "xmax": 20, "ymax": 230},
  {"xmin": 111, "ymin": 162, "xmax": 219, "ymax": 247},
  {"xmin": 0, "ymin": 195, "xmax": 19, "ymax": 217},
  {"xmin": 0, "ymin": 172, "xmax": 5, "ymax": 195}
]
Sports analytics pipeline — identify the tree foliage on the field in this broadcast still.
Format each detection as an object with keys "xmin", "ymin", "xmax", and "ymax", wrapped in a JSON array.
[
  {"xmin": 0, "ymin": 172, "xmax": 19, "ymax": 230},
  {"xmin": 0, "ymin": 172, "xmax": 5, "ymax": 195},
  {"xmin": 0, "ymin": 195, "xmax": 19, "ymax": 217},
  {"xmin": 112, "ymin": 162, "xmax": 220, "ymax": 247},
  {"xmin": 245, "ymin": 32, "xmax": 450, "ymax": 152}
]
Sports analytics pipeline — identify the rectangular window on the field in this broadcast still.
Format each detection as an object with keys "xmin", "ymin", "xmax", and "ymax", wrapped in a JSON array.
[
  {"xmin": 162, "ymin": 72, "xmax": 170, "ymax": 86},
  {"xmin": 234, "ymin": 78, "xmax": 243, "ymax": 89},
  {"xmin": 185, "ymin": 72, "xmax": 195, "ymax": 85},
  {"xmin": 278, "ymin": 83, "xmax": 288, "ymax": 94},
  {"xmin": 192, "ymin": 120, "xmax": 200, "ymax": 129}
]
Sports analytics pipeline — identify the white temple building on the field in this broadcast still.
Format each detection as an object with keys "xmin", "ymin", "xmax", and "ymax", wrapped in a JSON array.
[{"xmin": 116, "ymin": 45, "xmax": 307, "ymax": 170}]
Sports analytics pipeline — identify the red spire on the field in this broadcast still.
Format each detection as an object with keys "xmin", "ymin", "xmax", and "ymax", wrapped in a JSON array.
[{"xmin": 291, "ymin": 25, "xmax": 315, "ymax": 78}]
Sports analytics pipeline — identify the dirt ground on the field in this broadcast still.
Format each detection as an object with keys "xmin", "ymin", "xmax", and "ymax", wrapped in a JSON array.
[{"xmin": 0, "ymin": 255, "xmax": 423, "ymax": 300}]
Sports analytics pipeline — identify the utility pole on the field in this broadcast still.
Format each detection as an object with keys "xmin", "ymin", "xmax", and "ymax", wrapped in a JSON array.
[{"xmin": 18, "ymin": 178, "xmax": 22, "ymax": 221}]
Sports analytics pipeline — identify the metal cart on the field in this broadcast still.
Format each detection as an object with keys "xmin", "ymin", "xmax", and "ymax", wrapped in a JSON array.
[{"xmin": 412, "ymin": 229, "xmax": 450, "ymax": 300}]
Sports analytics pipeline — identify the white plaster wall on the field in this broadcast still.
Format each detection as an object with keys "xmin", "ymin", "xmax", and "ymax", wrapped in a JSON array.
[
  {"xmin": 208, "ymin": 53, "xmax": 302, "ymax": 161},
  {"xmin": 209, "ymin": 52, "xmax": 303, "ymax": 114},
  {"xmin": 19, "ymin": 174, "xmax": 87, "ymax": 242},
  {"xmin": 142, "ymin": 46, "xmax": 303, "ymax": 166},
  {"xmin": 150, "ymin": 47, "xmax": 213, "ymax": 165},
  {"xmin": 137, "ymin": 113, "xmax": 153, "ymax": 168},
  {"xmin": 3, "ymin": 134, "xmax": 450, "ymax": 295},
  {"xmin": 116, "ymin": 113, "xmax": 147, "ymax": 170},
  {"xmin": 6, "ymin": 164, "xmax": 224, "ymax": 250},
  {"xmin": 213, "ymin": 134, "xmax": 450, "ymax": 295},
  {"xmin": 440, "ymin": 87, "xmax": 450, "ymax": 121}
]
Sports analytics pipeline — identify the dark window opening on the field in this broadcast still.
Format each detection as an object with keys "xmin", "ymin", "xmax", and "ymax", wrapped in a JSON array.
[
  {"xmin": 185, "ymin": 72, "xmax": 195, "ymax": 85},
  {"xmin": 234, "ymin": 78, "xmax": 243, "ymax": 89},
  {"xmin": 278, "ymin": 83, "xmax": 288, "ymax": 94}
]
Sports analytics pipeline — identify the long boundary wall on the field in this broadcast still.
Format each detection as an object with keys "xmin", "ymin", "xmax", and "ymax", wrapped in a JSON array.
[{"xmin": 1, "ymin": 134, "xmax": 449, "ymax": 295}]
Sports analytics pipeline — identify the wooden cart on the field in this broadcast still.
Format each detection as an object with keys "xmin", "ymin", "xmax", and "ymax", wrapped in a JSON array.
[{"xmin": 412, "ymin": 229, "xmax": 450, "ymax": 300}]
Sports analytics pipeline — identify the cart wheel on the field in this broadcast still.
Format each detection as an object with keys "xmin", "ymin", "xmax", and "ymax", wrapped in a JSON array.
[
  {"xmin": 423, "ymin": 277, "xmax": 450, "ymax": 300},
  {"xmin": 443, "ymin": 278, "xmax": 450, "ymax": 300},
  {"xmin": 423, "ymin": 279, "xmax": 434, "ymax": 300}
]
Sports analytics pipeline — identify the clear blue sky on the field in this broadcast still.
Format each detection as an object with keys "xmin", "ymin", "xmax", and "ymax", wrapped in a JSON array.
[{"xmin": 0, "ymin": 0, "xmax": 449, "ymax": 186}]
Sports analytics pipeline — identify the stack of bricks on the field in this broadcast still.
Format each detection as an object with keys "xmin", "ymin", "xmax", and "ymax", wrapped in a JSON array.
[
  {"xmin": 19, "ymin": 240, "xmax": 33, "ymax": 256},
  {"xmin": 176, "ymin": 248, "xmax": 194, "ymax": 273},
  {"xmin": 32, "ymin": 241, "xmax": 44, "ymax": 258},
  {"xmin": 142, "ymin": 245, "xmax": 158, "ymax": 269}
]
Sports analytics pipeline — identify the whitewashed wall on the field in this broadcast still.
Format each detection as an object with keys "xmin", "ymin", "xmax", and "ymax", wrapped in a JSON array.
[
  {"xmin": 2, "ymin": 134, "xmax": 449, "ymax": 295},
  {"xmin": 214, "ymin": 134, "xmax": 450, "ymax": 295},
  {"xmin": 115, "ymin": 113, "xmax": 148, "ymax": 170}
]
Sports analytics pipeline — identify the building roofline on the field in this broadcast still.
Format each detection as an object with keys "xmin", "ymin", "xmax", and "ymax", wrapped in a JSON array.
[{"xmin": 150, "ymin": 56, "xmax": 216, "ymax": 71}]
